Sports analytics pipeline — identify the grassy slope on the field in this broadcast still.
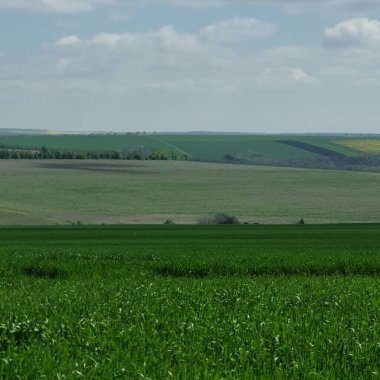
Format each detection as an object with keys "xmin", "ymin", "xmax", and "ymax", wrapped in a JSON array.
[
  {"xmin": 1, "ymin": 160, "xmax": 380, "ymax": 225},
  {"xmin": 0, "ymin": 225, "xmax": 379, "ymax": 378}
]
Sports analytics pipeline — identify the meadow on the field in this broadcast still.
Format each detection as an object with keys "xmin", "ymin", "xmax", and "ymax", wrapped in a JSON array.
[
  {"xmin": 1, "ymin": 160, "xmax": 380, "ymax": 225},
  {"xmin": 0, "ymin": 224, "xmax": 379, "ymax": 379}
]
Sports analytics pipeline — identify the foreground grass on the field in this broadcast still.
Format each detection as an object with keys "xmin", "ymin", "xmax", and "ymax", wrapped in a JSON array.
[{"xmin": 0, "ymin": 225, "xmax": 379, "ymax": 379}]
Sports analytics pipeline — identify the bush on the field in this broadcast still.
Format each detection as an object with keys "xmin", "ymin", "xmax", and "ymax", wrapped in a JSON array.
[
  {"xmin": 298, "ymin": 218, "xmax": 306, "ymax": 225},
  {"xmin": 163, "ymin": 219, "xmax": 175, "ymax": 225},
  {"xmin": 198, "ymin": 214, "xmax": 240, "ymax": 225},
  {"xmin": 213, "ymin": 213, "xmax": 240, "ymax": 225}
]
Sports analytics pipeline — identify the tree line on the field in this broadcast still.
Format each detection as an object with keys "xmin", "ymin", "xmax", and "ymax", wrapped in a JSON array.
[{"xmin": 0, "ymin": 146, "xmax": 188, "ymax": 161}]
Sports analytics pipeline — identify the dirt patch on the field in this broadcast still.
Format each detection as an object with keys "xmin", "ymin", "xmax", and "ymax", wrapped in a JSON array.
[
  {"xmin": 57, "ymin": 213, "xmax": 198, "ymax": 225},
  {"xmin": 35, "ymin": 161, "xmax": 152, "ymax": 174}
]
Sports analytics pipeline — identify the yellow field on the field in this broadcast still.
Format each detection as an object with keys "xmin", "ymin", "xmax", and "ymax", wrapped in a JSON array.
[{"xmin": 335, "ymin": 139, "xmax": 380, "ymax": 154}]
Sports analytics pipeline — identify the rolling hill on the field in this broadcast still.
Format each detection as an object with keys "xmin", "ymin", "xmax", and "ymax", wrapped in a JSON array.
[{"xmin": 2, "ymin": 132, "xmax": 380, "ymax": 172}]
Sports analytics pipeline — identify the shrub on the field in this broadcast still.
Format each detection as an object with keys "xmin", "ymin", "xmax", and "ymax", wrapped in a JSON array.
[
  {"xmin": 198, "ymin": 214, "xmax": 240, "ymax": 225},
  {"xmin": 213, "ymin": 213, "xmax": 240, "ymax": 225}
]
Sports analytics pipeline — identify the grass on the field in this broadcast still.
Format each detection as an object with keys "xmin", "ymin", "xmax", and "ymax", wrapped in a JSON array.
[
  {"xmin": 0, "ymin": 224, "xmax": 379, "ymax": 378},
  {"xmin": 1, "ymin": 160, "xmax": 380, "ymax": 225}
]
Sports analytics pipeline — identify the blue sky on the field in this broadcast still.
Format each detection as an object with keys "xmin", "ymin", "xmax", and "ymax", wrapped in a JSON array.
[{"xmin": 1, "ymin": 0, "xmax": 380, "ymax": 133}]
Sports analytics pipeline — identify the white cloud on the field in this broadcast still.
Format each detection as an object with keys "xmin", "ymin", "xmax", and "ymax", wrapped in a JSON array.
[
  {"xmin": 199, "ymin": 17, "xmax": 276, "ymax": 42},
  {"xmin": 56, "ymin": 17, "xmax": 275, "ymax": 54},
  {"xmin": 91, "ymin": 33, "xmax": 123, "ymax": 47},
  {"xmin": 0, "ymin": 0, "xmax": 116, "ymax": 13},
  {"xmin": 143, "ymin": 78, "xmax": 234, "ymax": 92},
  {"xmin": 51, "ymin": 24, "xmax": 234, "ymax": 79},
  {"xmin": 257, "ymin": 67, "xmax": 320, "ymax": 89},
  {"xmin": 56, "ymin": 35, "xmax": 81, "ymax": 46},
  {"xmin": 324, "ymin": 18, "xmax": 380, "ymax": 47},
  {"xmin": 79, "ymin": 26, "xmax": 200, "ymax": 53},
  {"xmin": 157, "ymin": 26, "xmax": 200, "ymax": 51}
]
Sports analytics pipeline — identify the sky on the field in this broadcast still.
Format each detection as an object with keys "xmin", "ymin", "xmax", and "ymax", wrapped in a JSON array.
[{"xmin": 1, "ymin": 1, "xmax": 380, "ymax": 133}]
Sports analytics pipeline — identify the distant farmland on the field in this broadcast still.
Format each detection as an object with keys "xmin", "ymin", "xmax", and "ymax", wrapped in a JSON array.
[
  {"xmin": 0, "ymin": 134, "xmax": 168, "ymax": 153},
  {"xmin": 158, "ymin": 134, "xmax": 360, "ymax": 162},
  {"xmin": 0, "ymin": 133, "xmax": 367, "ymax": 163}
]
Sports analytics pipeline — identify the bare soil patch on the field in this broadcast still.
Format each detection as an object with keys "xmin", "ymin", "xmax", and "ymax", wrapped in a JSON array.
[{"xmin": 35, "ymin": 162, "xmax": 152, "ymax": 174}]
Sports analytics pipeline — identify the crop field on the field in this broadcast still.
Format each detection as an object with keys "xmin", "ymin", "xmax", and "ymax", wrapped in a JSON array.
[
  {"xmin": 336, "ymin": 139, "xmax": 380, "ymax": 155},
  {"xmin": 0, "ymin": 134, "xmax": 169, "ymax": 153},
  {"xmin": 1, "ymin": 160, "xmax": 380, "ymax": 225},
  {"xmin": 158, "ymin": 135, "xmax": 360, "ymax": 162},
  {"xmin": 0, "ymin": 224, "xmax": 379, "ymax": 378},
  {"xmin": 158, "ymin": 135, "xmax": 319, "ymax": 161}
]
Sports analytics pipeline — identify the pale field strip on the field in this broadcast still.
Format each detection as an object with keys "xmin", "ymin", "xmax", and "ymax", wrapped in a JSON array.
[{"xmin": 335, "ymin": 139, "xmax": 380, "ymax": 154}]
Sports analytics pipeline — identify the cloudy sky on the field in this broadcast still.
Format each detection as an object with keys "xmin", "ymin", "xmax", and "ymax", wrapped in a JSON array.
[{"xmin": 1, "ymin": 0, "xmax": 380, "ymax": 133}]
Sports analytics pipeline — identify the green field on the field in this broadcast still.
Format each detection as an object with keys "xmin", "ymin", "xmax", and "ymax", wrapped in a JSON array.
[
  {"xmin": 158, "ymin": 134, "xmax": 360, "ymax": 161},
  {"xmin": 0, "ymin": 134, "xmax": 168, "ymax": 153},
  {"xmin": 0, "ymin": 224, "xmax": 379, "ymax": 378},
  {"xmin": 1, "ymin": 160, "xmax": 380, "ymax": 225},
  {"xmin": 0, "ymin": 133, "xmax": 365, "ymax": 162}
]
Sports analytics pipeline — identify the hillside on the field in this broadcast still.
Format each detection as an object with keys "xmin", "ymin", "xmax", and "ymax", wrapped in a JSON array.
[{"xmin": 1, "ymin": 160, "xmax": 380, "ymax": 225}]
